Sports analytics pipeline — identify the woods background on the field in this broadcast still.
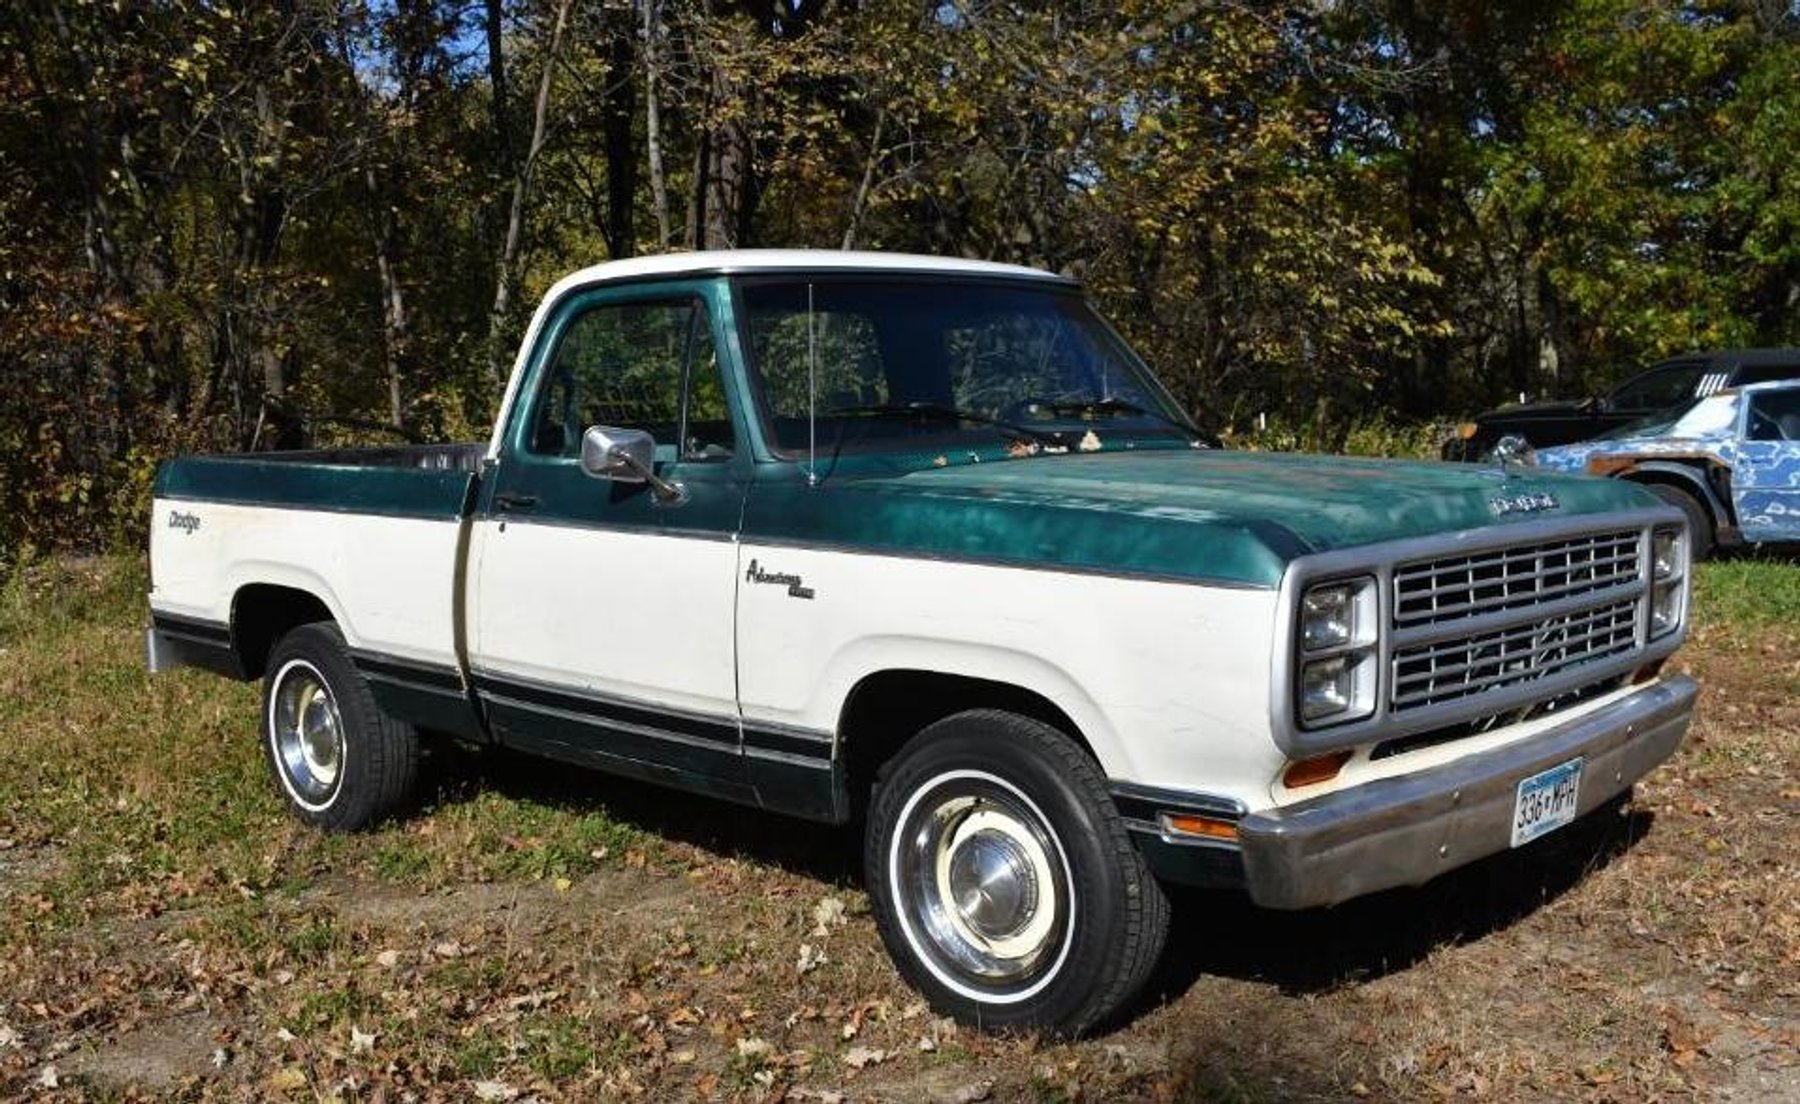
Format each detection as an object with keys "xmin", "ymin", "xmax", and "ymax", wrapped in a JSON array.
[{"xmin": 5, "ymin": 0, "xmax": 1800, "ymax": 556}]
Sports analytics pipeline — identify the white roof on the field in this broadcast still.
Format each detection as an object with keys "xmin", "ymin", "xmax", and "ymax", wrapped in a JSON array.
[{"xmin": 540, "ymin": 249, "xmax": 1073, "ymax": 301}]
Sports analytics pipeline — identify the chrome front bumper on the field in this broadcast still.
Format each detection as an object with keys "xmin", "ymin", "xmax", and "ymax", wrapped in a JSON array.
[{"xmin": 1237, "ymin": 675, "xmax": 1698, "ymax": 910}]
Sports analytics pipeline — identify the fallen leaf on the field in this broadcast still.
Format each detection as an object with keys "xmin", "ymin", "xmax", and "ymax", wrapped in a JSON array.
[
  {"xmin": 35, "ymin": 1066, "xmax": 58, "ymax": 1089},
  {"xmin": 844, "ymin": 1046, "xmax": 889, "ymax": 1069},
  {"xmin": 375, "ymin": 949, "xmax": 400, "ymax": 969},
  {"xmin": 472, "ymin": 1080, "xmax": 518, "ymax": 1102},
  {"xmin": 797, "ymin": 943, "xmax": 828, "ymax": 975},
  {"xmin": 268, "ymin": 1066, "xmax": 308, "ymax": 1093},
  {"xmin": 736, "ymin": 1036, "xmax": 774, "ymax": 1062},
  {"xmin": 811, "ymin": 896, "xmax": 847, "ymax": 936},
  {"xmin": 941, "ymin": 1081, "xmax": 994, "ymax": 1104},
  {"xmin": 350, "ymin": 1025, "xmax": 376, "ymax": 1054}
]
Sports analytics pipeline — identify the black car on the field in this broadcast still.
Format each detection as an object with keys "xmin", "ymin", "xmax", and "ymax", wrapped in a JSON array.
[{"xmin": 1441, "ymin": 348, "xmax": 1800, "ymax": 461}]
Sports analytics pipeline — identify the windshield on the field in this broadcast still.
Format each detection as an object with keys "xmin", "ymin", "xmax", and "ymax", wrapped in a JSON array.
[
  {"xmin": 737, "ymin": 279, "xmax": 1196, "ymax": 457},
  {"xmin": 1600, "ymin": 391, "xmax": 1740, "ymax": 442}
]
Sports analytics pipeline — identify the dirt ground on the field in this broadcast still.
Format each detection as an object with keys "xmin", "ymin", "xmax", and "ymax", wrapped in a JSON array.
[{"xmin": 0, "ymin": 562, "xmax": 1796, "ymax": 1101}]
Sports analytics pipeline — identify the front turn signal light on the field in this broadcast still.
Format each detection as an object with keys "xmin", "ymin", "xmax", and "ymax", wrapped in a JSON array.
[{"xmin": 1283, "ymin": 749, "xmax": 1354, "ymax": 790}]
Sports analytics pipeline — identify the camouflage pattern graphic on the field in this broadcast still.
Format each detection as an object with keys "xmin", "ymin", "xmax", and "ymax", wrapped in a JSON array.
[{"xmin": 1532, "ymin": 384, "xmax": 1800, "ymax": 545}]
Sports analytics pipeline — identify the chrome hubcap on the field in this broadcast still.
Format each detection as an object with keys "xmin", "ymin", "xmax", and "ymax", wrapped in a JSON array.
[
  {"xmin": 946, "ymin": 826, "xmax": 1039, "ymax": 940},
  {"xmin": 272, "ymin": 662, "xmax": 344, "ymax": 806},
  {"xmin": 896, "ymin": 774, "xmax": 1068, "ymax": 992}
]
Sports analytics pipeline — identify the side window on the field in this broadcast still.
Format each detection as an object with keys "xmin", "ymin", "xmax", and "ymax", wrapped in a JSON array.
[
  {"xmin": 1610, "ymin": 364, "xmax": 1706, "ymax": 410},
  {"xmin": 1747, "ymin": 389, "xmax": 1800, "ymax": 442},
  {"xmin": 527, "ymin": 299, "xmax": 732, "ymax": 461}
]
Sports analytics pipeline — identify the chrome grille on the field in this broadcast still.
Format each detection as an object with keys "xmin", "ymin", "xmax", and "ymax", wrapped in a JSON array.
[
  {"xmin": 1390, "ymin": 597, "xmax": 1639, "ymax": 711},
  {"xmin": 1386, "ymin": 529, "xmax": 1646, "ymax": 715},
  {"xmin": 1393, "ymin": 530, "xmax": 1640, "ymax": 626}
]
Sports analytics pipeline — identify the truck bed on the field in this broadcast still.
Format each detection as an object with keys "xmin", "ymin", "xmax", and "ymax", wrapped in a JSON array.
[
  {"xmin": 153, "ymin": 444, "xmax": 484, "ymax": 519},
  {"xmin": 149, "ymin": 444, "xmax": 485, "ymax": 720}
]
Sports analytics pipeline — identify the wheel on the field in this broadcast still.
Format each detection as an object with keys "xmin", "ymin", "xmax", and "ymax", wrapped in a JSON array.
[
  {"xmin": 262, "ymin": 622, "xmax": 418, "ymax": 830},
  {"xmin": 864, "ymin": 710, "xmax": 1169, "ymax": 1036},
  {"xmin": 1642, "ymin": 482, "xmax": 1716, "ymax": 560}
]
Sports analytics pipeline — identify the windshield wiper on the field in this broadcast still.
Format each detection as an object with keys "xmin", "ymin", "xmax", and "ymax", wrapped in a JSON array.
[
  {"xmin": 826, "ymin": 402, "xmax": 1065, "ymax": 447},
  {"xmin": 1031, "ymin": 398, "xmax": 1211, "ymax": 444}
]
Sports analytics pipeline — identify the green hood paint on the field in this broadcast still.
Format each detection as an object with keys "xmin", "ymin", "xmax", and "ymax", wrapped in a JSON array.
[{"xmin": 743, "ymin": 448, "xmax": 1660, "ymax": 589}]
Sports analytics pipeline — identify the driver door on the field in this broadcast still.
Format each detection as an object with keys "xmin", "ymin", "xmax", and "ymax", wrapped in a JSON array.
[{"xmin": 467, "ymin": 282, "xmax": 753, "ymax": 799}]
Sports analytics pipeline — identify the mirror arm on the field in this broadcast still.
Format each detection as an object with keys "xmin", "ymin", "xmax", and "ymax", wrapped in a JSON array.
[{"xmin": 611, "ymin": 448, "xmax": 688, "ymax": 506}]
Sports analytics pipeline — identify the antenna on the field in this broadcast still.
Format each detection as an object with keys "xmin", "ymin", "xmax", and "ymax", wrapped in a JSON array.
[{"xmin": 806, "ymin": 282, "xmax": 818, "ymax": 487}]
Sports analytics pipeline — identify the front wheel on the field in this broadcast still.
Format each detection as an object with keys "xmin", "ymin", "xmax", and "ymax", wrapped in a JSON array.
[
  {"xmin": 262, "ymin": 623, "xmax": 418, "ymax": 831},
  {"xmin": 864, "ymin": 710, "xmax": 1169, "ymax": 1036}
]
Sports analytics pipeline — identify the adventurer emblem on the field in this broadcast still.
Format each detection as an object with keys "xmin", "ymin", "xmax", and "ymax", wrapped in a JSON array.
[
  {"xmin": 1488, "ymin": 491, "xmax": 1560, "ymax": 517},
  {"xmin": 167, "ymin": 510, "xmax": 202, "ymax": 534},
  {"xmin": 745, "ymin": 559, "xmax": 815, "ymax": 600}
]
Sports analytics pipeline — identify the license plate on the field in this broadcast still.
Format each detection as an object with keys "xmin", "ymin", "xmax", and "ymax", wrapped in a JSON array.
[{"xmin": 1511, "ymin": 757, "xmax": 1584, "ymax": 847}]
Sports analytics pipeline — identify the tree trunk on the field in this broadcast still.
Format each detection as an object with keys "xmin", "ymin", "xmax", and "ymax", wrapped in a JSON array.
[
  {"xmin": 369, "ymin": 165, "xmax": 409, "ymax": 429},
  {"xmin": 485, "ymin": 0, "xmax": 511, "ymax": 178},
  {"xmin": 841, "ymin": 107, "xmax": 886, "ymax": 251},
  {"xmin": 700, "ymin": 61, "xmax": 754, "ymax": 249},
  {"xmin": 643, "ymin": 0, "xmax": 671, "ymax": 250},
  {"xmin": 485, "ymin": 0, "xmax": 574, "ymax": 385},
  {"xmin": 603, "ymin": 10, "xmax": 638, "ymax": 259}
]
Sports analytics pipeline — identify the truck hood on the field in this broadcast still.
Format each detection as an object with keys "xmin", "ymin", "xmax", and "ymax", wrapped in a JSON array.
[{"xmin": 769, "ymin": 448, "xmax": 1663, "ymax": 589}]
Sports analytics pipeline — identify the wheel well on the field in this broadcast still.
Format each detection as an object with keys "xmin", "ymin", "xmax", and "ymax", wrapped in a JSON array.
[
  {"xmin": 231, "ymin": 585, "xmax": 334, "ymax": 679},
  {"xmin": 837, "ymin": 670, "xmax": 1090, "ymax": 818},
  {"xmin": 1621, "ymin": 468, "xmax": 1723, "ymax": 524}
]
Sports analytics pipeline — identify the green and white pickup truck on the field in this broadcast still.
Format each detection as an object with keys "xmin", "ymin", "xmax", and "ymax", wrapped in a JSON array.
[{"xmin": 148, "ymin": 250, "xmax": 1698, "ymax": 1034}]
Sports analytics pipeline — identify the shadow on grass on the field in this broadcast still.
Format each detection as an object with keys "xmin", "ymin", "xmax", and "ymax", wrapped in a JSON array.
[
  {"xmin": 421, "ymin": 741, "xmax": 1653, "ymax": 1003},
  {"xmin": 1147, "ymin": 795, "xmax": 1653, "ymax": 1001}
]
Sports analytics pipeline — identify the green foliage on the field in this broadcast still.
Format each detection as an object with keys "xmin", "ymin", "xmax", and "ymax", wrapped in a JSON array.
[{"xmin": 7, "ymin": 1, "xmax": 1800, "ymax": 551}]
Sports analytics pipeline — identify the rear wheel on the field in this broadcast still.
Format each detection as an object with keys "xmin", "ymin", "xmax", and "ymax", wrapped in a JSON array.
[
  {"xmin": 864, "ymin": 710, "xmax": 1168, "ymax": 1036},
  {"xmin": 1643, "ymin": 482, "xmax": 1716, "ymax": 560},
  {"xmin": 262, "ymin": 623, "xmax": 418, "ymax": 830}
]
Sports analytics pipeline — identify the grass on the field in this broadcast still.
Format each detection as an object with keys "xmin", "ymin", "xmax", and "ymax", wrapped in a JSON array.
[
  {"xmin": 0, "ymin": 552, "xmax": 1796, "ymax": 1100},
  {"xmin": 1689, "ymin": 552, "xmax": 1800, "ymax": 633}
]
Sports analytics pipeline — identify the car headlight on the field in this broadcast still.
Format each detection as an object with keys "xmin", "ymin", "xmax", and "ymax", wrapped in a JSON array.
[
  {"xmin": 1300, "ymin": 584, "xmax": 1356, "ymax": 651},
  {"xmin": 1649, "ymin": 524, "xmax": 1688, "ymax": 638},
  {"xmin": 1296, "ymin": 577, "xmax": 1378, "ymax": 726},
  {"xmin": 1652, "ymin": 527, "xmax": 1683, "ymax": 580}
]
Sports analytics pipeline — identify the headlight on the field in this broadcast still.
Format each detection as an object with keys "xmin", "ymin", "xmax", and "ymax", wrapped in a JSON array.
[
  {"xmin": 1300, "ymin": 657, "xmax": 1351, "ymax": 720},
  {"xmin": 1652, "ymin": 528, "xmax": 1683, "ymax": 580},
  {"xmin": 1649, "ymin": 524, "xmax": 1688, "ymax": 638},
  {"xmin": 1295, "ymin": 577, "xmax": 1378, "ymax": 727},
  {"xmin": 1300, "ymin": 585, "xmax": 1356, "ymax": 651},
  {"xmin": 1299, "ymin": 577, "xmax": 1376, "ymax": 654}
]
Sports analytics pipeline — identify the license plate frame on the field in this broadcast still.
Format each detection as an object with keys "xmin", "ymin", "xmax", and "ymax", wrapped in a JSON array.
[{"xmin": 1511, "ymin": 757, "xmax": 1584, "ymax": 848}]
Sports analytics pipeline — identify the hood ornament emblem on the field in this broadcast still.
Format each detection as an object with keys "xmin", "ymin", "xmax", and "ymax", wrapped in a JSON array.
[{"xmin": 1489, "ymin": 434, "xmax": 1533, "ymax": 480}]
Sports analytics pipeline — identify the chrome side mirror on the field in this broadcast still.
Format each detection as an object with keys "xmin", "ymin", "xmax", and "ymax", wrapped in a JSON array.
[
  {"xmin": 580, "ymin": 425, "xmax": 654, "ymax": 483},
  {"xmin": 579, "ymin": 425, "xmax": 687, "ymax": 505}
]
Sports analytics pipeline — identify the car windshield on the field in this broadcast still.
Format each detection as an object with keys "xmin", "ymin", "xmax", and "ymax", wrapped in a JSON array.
[
  {"xmin": 737, "ymin": 278, "xmax": 1198, "ymax": 457},
  {"xmin": 1600, "ymin": 391, "xmax": 1739, "ymax": 441}
]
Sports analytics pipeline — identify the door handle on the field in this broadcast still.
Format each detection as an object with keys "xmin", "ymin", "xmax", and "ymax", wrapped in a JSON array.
[{"xmin": 494, "ymin": 491, "xmax": 538, "ymax": 512}]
